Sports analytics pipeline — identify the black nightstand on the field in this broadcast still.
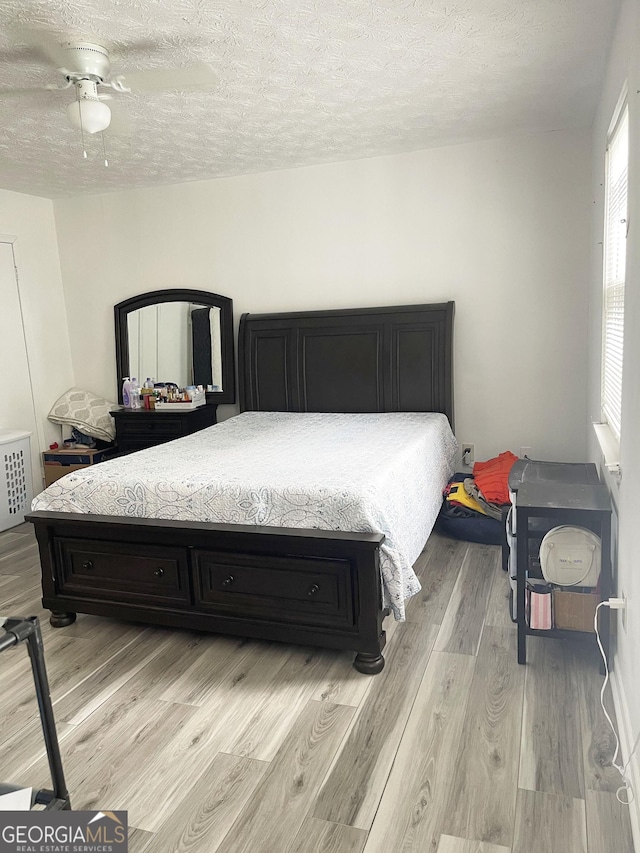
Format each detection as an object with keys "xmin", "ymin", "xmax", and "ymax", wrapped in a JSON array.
[
  {"xmin": 513, "ymin": 479, "xmax": 612, "ymax": 670},
  {"xmin": 110, "ymin": 405, "xmax": 217, "ymax": 453}
]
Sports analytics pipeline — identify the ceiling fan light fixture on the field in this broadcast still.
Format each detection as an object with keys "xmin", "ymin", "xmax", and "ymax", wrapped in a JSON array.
[
  {"xmin": 67, "ymin": 101, "xmax": 111, "ymax": 133},
  {"xmin": 67, "ymin": 95, "xmax": 111, "ymax": 134},
  {"xmin": 66, "ymin": 79, "xmax": 111, "ymax": 134}
]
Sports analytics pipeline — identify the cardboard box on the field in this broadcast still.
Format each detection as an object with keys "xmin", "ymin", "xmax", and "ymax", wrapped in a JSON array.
[
  {"xmin": 44, "ymin": 463, "xmax": 90, "ymax": 487},
  {"xmin": 42, "ymin": 447, "xmax": 116, "ymax": 487},
  {"xmin": 553, "ymin": 589, "xmax": 599, "ymax": 632}
]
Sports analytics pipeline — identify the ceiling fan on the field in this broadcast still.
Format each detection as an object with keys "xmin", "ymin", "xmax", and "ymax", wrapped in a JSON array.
[{"xmin": 0, "ymin": 29, "xmax": 218, "ymax": 139}]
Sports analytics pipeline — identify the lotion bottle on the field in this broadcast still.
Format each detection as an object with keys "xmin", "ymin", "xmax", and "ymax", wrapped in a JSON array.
[{"xmin": 122, "ymin": 377, "xmax": 132, "ymax": 408}]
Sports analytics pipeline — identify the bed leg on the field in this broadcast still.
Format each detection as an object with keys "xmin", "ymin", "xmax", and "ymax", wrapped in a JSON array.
[
  {"xmin": 49, "ymin": 611, "xmax": 77, "ymax": 628},
  {"xmin": 353, "ymin": 651, "xmax": 385, "ymax": 675}
]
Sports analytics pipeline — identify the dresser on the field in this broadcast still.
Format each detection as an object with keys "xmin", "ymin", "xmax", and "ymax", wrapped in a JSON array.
[{"xmin": 110, "ymin": 405, "xmax": 217, "ymax": 453}]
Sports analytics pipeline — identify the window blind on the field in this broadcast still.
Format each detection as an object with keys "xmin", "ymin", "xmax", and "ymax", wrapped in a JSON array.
[{"xmin": 602, "ymin": 106, "xmax": 629, "ymax": 440}]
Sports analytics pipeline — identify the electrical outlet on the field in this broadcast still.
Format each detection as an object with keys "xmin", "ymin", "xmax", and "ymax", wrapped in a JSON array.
[
  {"xmin": 622, "ymin": 589, "xmax": 628, "ymax": 632},
  {"xmin": 520, "ymin": 446, "xmax": 532, "ymax": 458},
  {"xmin": 461, "ymin": 443, "xmax": 475, "ymax": 466}
]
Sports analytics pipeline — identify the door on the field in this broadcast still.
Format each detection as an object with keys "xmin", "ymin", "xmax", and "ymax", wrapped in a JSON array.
[{"xmin": 0, "ymin": 241, "xmax": 40, "ymax": 498}]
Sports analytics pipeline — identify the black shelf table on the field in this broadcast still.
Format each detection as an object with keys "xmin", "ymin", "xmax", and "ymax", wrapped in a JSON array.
[
  {"xmin": 0, "ymin": 616, "xmax": 71, "ymax": 810},
  {"xmin": 514, "ymin": 481, "xmax": 612, "ymax": 668}
]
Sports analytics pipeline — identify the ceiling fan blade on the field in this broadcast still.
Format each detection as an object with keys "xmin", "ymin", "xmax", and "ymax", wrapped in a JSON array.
[
  {"xmin": 110, "ymin": 38, "xmax": 175, "ymax": 58},
  {"xmin": 106, "ymin": 106, "xmax": 133, "ymax": 137},
  {"xmin": 118, "ymin": 62, "xmax": 218, "ymax": 93},
  {"xmin": 12, "ymin": 27, "xmax": 69, "ymax": 69},
  {"xmin": 0, "ymin": 86, "xmax": 61, "ymax": 98},
  {"xmin": 0, "ymin": 45, "xmax": 46, "ymax": 63},
  {"xmin": 109, "ymin": 35, "xmax": 209, "ymax": 59}
]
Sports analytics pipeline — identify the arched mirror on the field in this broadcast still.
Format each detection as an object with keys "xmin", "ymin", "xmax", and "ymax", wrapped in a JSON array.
[{"xmin": 115, "ymin": 289, "xmax": 235, "ymax": 404}]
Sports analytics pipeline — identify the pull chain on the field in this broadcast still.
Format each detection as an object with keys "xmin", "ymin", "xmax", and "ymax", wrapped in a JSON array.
[
  {"xmin": 101, "ymin": 131, "xmax": 109, "ymax": 167},
  {"xmin": 77, "ymin": 90, "xmax": 88, "ymax": 159}
]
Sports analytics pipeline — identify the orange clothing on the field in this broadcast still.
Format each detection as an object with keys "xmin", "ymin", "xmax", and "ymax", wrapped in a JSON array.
[{"xmin": 472, "ymin": 451, "xmax": 519, "ymax": 505}]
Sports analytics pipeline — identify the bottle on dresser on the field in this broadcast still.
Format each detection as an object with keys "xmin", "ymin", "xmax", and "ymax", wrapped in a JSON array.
[
  {"xmin": 130, "ymin": 378, "xmax": 142, "ymax": 409},
  {"xmin": 122, "ymin": 377, "xmax": 132, "ymax": 408}
]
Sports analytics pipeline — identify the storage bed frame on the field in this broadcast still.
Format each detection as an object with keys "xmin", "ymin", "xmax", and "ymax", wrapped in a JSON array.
[{"xmin": 28, "ymin": 302, "xmax": 454, "ymax": 674}]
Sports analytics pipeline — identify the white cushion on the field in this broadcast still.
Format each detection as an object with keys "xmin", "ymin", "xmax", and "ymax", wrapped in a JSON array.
[{"xmin": 48, "ymin": 388, "xmax": 116, "ymax": 442}]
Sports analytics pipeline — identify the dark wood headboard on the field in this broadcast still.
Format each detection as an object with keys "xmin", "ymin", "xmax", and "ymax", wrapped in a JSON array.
[{"xmin": 239, "ymin": 302, "xmax": 454, "ymax": 427}]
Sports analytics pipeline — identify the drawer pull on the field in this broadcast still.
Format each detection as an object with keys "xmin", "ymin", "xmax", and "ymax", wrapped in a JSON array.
[
  {"xmin": 222, "ymin": 575, "xmax": 235, "ymax": 587},
  {"xmin": 154, "ymin": 567, "xmax": 165, "ymax": 578},
  {"xmin": 82, "ymin": 560, "xmax": 94, "ymax": 571},
  {"xmin": 308, "ymin": 583, "xmax": 320, "ymax": 597}
]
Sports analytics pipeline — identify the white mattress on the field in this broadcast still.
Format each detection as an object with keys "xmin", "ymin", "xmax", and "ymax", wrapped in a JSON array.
[{"xmin": 33, "ymin": 411, "xmax": 456, "ymax": 619}]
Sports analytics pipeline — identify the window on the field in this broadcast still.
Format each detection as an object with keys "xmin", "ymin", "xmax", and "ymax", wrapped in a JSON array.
[{"xmin": 601, "ymin": 103, "xmax": 629, "ymax": 441}]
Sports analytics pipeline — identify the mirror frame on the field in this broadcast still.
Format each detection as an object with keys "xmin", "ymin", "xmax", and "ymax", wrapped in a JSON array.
[{"xmin": 114, "ymin": 288, "xmax": 235, "ymax": 405}]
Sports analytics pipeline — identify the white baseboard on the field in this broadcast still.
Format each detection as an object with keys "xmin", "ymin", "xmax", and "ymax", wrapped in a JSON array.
[{"xmin": 610, "ymin": 668, "xmax": 640, "ymax": 849}]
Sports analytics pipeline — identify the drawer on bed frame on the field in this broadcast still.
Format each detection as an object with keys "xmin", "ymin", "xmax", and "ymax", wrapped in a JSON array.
[
  {"xmin": 56, "ymin": 538, "xmax": 190, "ymax": 606},
  {"xmin": 192, "ymin": 550, "xmax": 355, "ymax": 628}
]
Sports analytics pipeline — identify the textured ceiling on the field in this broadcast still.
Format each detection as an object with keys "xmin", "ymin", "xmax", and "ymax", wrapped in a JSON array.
[{"xmin": 0, "ymin": 0, "xmax": 618, "ymax": 198}]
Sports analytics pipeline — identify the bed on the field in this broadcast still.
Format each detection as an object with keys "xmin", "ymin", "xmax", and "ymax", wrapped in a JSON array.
[{"xmin": 27, "ymin": 302, "xmax": 455, "ymax": 673}]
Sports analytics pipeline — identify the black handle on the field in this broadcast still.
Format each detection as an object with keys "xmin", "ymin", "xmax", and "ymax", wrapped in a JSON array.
[
  {"xmin": 308, "ymin": 583, "xmax": 320, "ymax": 597},
  {"xmin": 154, "ymin": 567, "xmax": 164, "ymax": 578},
  {"xmin": 82, "ymin": 560, "xmax": 93, "ymax": 571},
  {"xmin": 222, "ymin": 575, "xmax": 235, "ymax": 587}
]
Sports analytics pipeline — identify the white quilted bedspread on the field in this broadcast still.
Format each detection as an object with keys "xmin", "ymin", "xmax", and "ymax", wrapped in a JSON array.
[{"xmin": 33, "ymin": 411, "xmax": 456, "ymax": 619}]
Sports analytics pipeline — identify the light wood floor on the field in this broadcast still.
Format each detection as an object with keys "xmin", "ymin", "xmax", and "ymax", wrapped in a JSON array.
[{"xmin": 0, "ymin": 523, "xmax": 634, "ymax": 853}]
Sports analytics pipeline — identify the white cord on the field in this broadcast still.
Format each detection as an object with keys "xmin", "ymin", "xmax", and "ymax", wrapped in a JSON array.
[{"xmin": 595, "ymin": 601, "xmax": 640, "ymax": 804}]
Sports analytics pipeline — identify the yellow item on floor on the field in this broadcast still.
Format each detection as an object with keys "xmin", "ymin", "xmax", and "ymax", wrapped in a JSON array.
[{"xmin": 446, "ymin": 481, "xmax": 488, "ymax": 515}]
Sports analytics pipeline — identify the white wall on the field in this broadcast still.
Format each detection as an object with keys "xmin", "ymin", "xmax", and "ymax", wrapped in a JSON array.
[
  {"xmin": 0, "ymin": 189, "xmax": 75, "ymax": 489},
  {"xmin": 587, "ymin": 0, "xmax": 640, "ymax": 842},
  {"xmin": 54, "ymin": 128, "xmax": 592, "ymax": 462}
]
